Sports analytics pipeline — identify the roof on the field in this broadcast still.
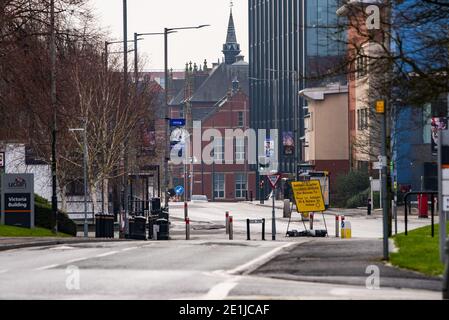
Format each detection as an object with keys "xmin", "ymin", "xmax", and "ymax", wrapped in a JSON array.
[
  {"xmin": 299, "ymin": 83, "xmax": 348, "ymax": 101},
  {"xmin": 189, "ymin": 62, "xmax": 249, "ymax": 103}
]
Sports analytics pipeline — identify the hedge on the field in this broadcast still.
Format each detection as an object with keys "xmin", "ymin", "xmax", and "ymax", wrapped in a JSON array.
[{"xmin": 34, "ymin": 194, "xmax": 77, "ymax": 236}]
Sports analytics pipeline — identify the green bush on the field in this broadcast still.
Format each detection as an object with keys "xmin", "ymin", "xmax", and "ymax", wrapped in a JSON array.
[
  {"xmin": 34, "ymin": 195, "xmax": 77, "ymax": 236},
  {"xmin": 334, "ymin": 171, "xmax": 370, "ymax": 208}
]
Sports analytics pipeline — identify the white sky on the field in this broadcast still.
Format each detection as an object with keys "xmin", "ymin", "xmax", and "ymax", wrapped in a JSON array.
[{"xmin": 89, "ymin": 0, "xmax": 248, "ymax": 71}]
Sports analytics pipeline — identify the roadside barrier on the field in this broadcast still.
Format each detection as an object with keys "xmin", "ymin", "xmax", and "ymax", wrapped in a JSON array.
[{"xmin": 246, "ymin": 218, "xmax": 266, "ymax": 241}]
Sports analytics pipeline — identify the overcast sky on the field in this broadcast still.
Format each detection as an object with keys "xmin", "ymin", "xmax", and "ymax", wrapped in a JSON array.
[{"xmin": 89, "ymin": 0, "xmax": 248, "ymax": 71}]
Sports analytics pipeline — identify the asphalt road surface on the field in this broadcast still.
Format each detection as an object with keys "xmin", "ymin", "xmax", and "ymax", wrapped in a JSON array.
[{"xmin": 0, "ymin": 202, "xmax": 439, "ymax": 300}]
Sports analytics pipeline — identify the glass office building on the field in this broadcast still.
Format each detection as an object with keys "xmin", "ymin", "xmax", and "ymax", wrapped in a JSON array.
[{"xmin": 249, "ymin": 0, "xmax": 346, "ymax": 181}]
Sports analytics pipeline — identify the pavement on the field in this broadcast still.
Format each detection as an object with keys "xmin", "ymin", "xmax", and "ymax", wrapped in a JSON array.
[
  {"xmin": 0, "ymin": 236, "xmax": 128, "ymax": 252},
  {"xmin": 253, "ymin": 238, "xmax": 443, "ymax": 292}
]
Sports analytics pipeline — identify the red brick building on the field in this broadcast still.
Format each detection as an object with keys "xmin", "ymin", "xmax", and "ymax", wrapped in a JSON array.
[{"xmin": 167, "ymin": 8, "xmax": 256, "ymax": 201}]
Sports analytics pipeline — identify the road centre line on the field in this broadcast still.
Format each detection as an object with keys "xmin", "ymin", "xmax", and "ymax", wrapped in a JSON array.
[
  {"xmin": 202, "ymin": 278, "xmax": 239, "ymax": 300},
  {"xmin": 66, "ymin": 257, "xmax": 88, "ymax": 264},
  {"xmin": 121, "ymin": 247, "xmax": 139, "ymax": 252},
  {"xmin": 34, "ymin": 264, "xmax": 60, "ymax": 271},
  {"xmin": 95, "ymin": 251, "xmax": 119, "ymax": 258},
  {"xmin": 227, "ymin": 242, "xmax": 298, "ymax": 275}
]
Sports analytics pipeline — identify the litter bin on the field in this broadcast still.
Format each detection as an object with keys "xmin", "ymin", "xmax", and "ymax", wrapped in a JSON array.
[
  {"xmin": 103, "ymin": 215, "xmax": 114, "ymax": 238},
  {"xmin": 95, "ymin": 214, "xmax": 103, "ymax": 238},
  {"xmin": 131, "ymin": 216, "xmax": 147, "ymax": 240},
  {"xmin": 151, "ymin": 198, "xmax": 161, "ymax": 214},
  {"xmin": 156, "ymin": 218, "xmax": 169, "ymax": 240},
  {"xmin": 128, "ymin": 218, "xmax": 135, "ymax": 239},
  {"xmin": 418, "ymin": 194, "xmax": 429, "ymax": 218}
]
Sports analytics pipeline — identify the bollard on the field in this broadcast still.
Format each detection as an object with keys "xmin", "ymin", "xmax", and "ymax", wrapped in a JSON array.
[
  {"xmin": 225, "ymin": 211, "xmax": 230, "ymax": 234},
  {"xmin": 335, "ymin": 215, "xmax": 340, "ymax": 238},
  {"xmin": 250, "ymin": 191, "xmax": 253, "ymax": 202},
  {"xmin": 246, "ymin": 219, "xmax": 251, "ymax": 240},
  {"xmin": 310, "ymin": 213, "xmax": 314, "ymax": 230},
  {"xmin": 185, "ymin": 217, "xmax": 190, "ymax": 240},
  {"xmin": 367, "ymin": 199, "xmax": 372, "ymax": 216},
  {"xmin": 229, "ymin": 216, "xmax": 233, "ymax": 240},
  {"xmin": 262, "ymin": 219, "xmax": 266, "ymax": 241}
]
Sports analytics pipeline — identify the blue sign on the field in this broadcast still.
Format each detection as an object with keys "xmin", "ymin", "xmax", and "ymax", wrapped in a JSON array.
[
  {"xmin": 170, "ymin": 119, "xmax": 186, "ymax": 127},
  {"xmin": 175, "ymin": 185, "xmax": 184, "ymax": 196}
]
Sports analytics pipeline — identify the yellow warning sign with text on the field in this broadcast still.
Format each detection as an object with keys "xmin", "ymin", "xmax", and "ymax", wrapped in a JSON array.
[{"xmin": 291, "ymin": 180, "xmax": 326, "ymax": 213}]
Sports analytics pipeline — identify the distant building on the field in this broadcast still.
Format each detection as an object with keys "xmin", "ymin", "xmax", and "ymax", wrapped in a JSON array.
[
  {"xmin": 167, "ymin": 7, "xmax": 255, "ymax": 201},
  {"xmin": 249, "ymin": 0, "xmax": 346, "ymax": 199},
  {"xmin": 300, "ymin": 83, "xmax": 350, "ymax": 190}
]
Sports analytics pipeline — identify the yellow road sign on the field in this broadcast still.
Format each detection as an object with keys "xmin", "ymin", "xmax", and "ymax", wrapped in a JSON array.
[
  {"xmin": 376, "ymin": 100, "xmax": 385, "ymax": 114},
  {"xmin": 291, "ymin": 180, "xmax": 326, "ymax": 213}
]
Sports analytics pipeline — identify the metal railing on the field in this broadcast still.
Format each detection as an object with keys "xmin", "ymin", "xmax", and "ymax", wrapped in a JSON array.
[{"xmin": 403, "ymin": 191, "xmax": 437, "ymax": 236}]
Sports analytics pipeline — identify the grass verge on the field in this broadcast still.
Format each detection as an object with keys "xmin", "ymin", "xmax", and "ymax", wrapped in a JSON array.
[
  {"xmin": 390, "ymin": 222, "xmax": 448, "ymax": 277},
  {"xmin": 0, "ymin": 225, "xmax": 72, "ymax": 238}
]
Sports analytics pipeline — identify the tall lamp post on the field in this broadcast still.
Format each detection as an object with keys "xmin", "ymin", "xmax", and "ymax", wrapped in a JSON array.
[
  {"xmin": 69, "ymin": 119, "xmax": 88, "ymax": 238},
  {"xmin": 133, "ymin": 32, "xmax": 168, "ymax": 84},
  {"xmin": 163, "ymin": 25, "xmax": 210, "ymax": 210},
  {"xmin": 50, "ymin": 0, "xmax": 58, "ymax": 234}
]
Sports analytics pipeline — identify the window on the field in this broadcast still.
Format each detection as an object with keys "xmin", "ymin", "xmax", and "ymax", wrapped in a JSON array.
[
  {"xmin": 66, "ymin": 180, "xmax": 84, "ymax": 196},
  {"xmin": 235, "ymin": 173, "xmax": 247, "ymax": 199},
  {"xmin": 235, "ymin": 137, "xmax": 245, "ymax": 162},
  {"xmin": 356, "ymin": 55, "xmax": 368, "ymax": 78},
  {"xmin": 423, "ymin": 103, "xmax": 432, "ymax": 144},
  {"xmin": 357, "ymin": 108, "xmax": 369, "ymax": 130},
  {"xmin": 214, "ymin": 173, "xmax": 225, "ymax": 199},
  {"xmin": 238, "ymin": 112, "xmax": 244, "ymax": 127},
  {"xmin": 213, "ymin": 138, "xmax": 224, "ymax": 161}
]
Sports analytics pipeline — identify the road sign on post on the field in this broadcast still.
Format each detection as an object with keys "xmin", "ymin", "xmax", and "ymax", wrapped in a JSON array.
[
  {"xmin": 291, "ymin": 180, "xmax": 326, "ymax": 213},
  {"xmin": 267, "ymin": 174, "xmax": 281, "ymax": 189},
  {"xmin": 1, "ymin": 174, "xmax": 35, "ymax": 228},
  {"xmin": 174, "ymin": 185, "xmax": 184, "ymax": 196},
  {"xmin": 267, "ymin": 174, "xmax": 281, "ymax": 241}
]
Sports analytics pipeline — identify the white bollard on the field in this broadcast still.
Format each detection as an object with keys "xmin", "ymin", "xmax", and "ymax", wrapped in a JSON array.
[
  {"xmin": 229, "ymin": 216, "xmax": 233, "ymax": 240},
  {"xmin": 225, "ymin": 211, "xmax": 229, "ymax": 234},
  {"xmin": 335, "ymin": 215, "xmax": 340, "ymax": 238}
]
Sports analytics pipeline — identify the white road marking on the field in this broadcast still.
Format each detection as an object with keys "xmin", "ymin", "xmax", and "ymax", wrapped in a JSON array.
[
  {"xmin": 227, "ymin": 242, "xmax": 298, "ymax": 275},
  {"xmin": 95, "ymin": 251, "xmax": 119, "ymax": 258},
  {"xmin": 49, "ymin": 246, "xmax": 75, "ymax": 250},
  {"xmin": 66, "ymin": 257, "xmax": 88, "ymax": 264},
  {"xmin": 202, "ymin": 278, "xmax": 239, "ymax": 300},
  {"xmin": 0, "ymin": 269, "xmax": 8, "ymax": 274},
  {"xmin": 34, "ymin": 264, "xmax": 60, "ymax": 271},
  {"xmin": 121, "ymin": 247, "xmax": 138, "ymax": 252}
]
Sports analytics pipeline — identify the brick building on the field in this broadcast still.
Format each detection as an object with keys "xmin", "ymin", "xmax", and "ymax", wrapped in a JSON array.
[{"xmin": 167, "ymin": 8, "xmax": 255, "ymax": 201}]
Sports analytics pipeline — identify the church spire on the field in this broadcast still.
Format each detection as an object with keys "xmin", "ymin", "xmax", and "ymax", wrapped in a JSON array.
[{"xmin": 222, "ymin": 1, "xmax": 241, "ymax": 64}]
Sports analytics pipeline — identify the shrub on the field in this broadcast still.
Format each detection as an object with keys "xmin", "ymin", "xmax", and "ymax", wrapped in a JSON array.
[
  {"xmin": 334, "ymin": 171, "xmax": 370, "ymax": 208},
  {"xmin": 34, "ymin": 194, "xmax": 77, "ymax": 236}
]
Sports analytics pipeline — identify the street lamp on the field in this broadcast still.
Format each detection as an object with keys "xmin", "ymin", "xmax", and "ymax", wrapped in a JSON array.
[
  {"xmin": 104, "ymin": 39, "xmax": 137, "ymax": 71},
  {"xmin": 69, "ymin": 119, "xmax": 88, "ymax": 238},
  {"xmin": 133, "ymin": 32, "xmax": 171, "ymax": 84},
  {"xmin": 163, "ymin": 24, "xmax": 210, "ymax": 211}
]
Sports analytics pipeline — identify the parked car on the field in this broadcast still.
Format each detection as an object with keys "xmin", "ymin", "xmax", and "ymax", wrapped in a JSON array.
[{"xmin": 190, "ymin": 195, "xmax": 208, "ymax": 203}]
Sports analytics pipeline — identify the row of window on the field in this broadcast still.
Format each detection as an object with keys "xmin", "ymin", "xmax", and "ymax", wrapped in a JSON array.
[
  {"xmin": 177, "ymin": 110, "xmax": 245, "ymax": 128},
  {"xmin": 212, "ymin": 138, "xmax": 246, "ymax": 161},
  {"xmin": 357, "ymin": 108, "xmax": 369, "ymax": 131},
  {"xmin": 213, "ymin": 173, "xmax": 247, "ymax": 199}
]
